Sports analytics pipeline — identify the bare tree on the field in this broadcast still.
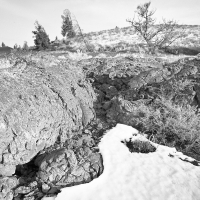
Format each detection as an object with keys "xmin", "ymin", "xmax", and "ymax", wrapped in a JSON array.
[{"xmin": 127, "ymin": 2, "xmax": 184, "ymax": 54}]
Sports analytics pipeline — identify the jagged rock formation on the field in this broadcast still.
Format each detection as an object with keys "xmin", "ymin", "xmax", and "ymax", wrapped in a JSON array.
[
  {"xmin": 80, "ymin": 55, "xmax": 199, "ymax": 108},
  {"xmin": 35, "ymin": 148, "xmax": 103, "ymax": 192},
  {"xmin": 0, "ymin": 55, "xmax": 95, "ymax": 176},
  {"xmin": 80, "ymin": 55, "xmax": 200, "ymax": 111},
  {"xmin": 1, "ymin": 53, "xmax": 200, "ymax": 199},
  {"xmin": 0, "ymin": 54, "xmax": 103, "ymax": 199},
  {"xmin": 79, "ymin": 55, "xmax": 200, "ymax": 161}
]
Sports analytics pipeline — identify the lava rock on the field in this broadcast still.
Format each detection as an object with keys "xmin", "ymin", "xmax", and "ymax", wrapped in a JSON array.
[
  {"xmin": 34, "ymin": 148, "xmax": 103, "ymax": 192},
  {"xmin": 0, "ymin": 176, "xmax": 19, "ymax": 200},
  {"xmin": 0, "ymin": 56, "xmax": 96, "ymax": 176}
]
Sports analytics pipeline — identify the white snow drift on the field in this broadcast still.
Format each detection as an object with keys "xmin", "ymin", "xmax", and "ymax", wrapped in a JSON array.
[{"xmin": 43, "ymin": 124, "xmax": 200, "ymax": 200}]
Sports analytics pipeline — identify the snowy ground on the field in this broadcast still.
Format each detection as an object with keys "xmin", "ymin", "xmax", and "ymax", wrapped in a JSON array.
[{"xmin": 42, "ymin": 124, "xmax": 200, "ymax": 200}]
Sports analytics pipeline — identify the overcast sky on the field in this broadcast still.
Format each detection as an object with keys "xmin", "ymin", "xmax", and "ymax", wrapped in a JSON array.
[{"xmin": 0, "ymin": 0, "xmax": 200, "ymax": 47}]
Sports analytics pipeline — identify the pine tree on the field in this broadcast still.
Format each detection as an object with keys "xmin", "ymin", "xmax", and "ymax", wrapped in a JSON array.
[
  {"xmin": 1, "ymin": 42, "xmax": 6, "ymax": 47},
  {"xmin": 61, "ymin": 9, "xmax": 76, "ymax": 38},
  {"xmin": 32, "ymin": 21, "xmax": 50, "ymax": 50},
  {"xmin": 14, "ymin": 44, "xmax": 18, "ymax": 49}
]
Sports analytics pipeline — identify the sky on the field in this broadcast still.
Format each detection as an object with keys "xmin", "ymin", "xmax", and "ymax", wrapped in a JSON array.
[{"xmin": 0, "ymin": 0, "xmax": 200, "ymax": 47}]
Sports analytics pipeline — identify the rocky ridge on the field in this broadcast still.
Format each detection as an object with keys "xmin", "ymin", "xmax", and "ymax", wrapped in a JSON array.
[
  {"xmin": 79, "ymin": 55, "xmax": 200, "ymax": 160},
  {"xmin": 0, "ymin": 52, "xmax": 200, "ymax": 199}
]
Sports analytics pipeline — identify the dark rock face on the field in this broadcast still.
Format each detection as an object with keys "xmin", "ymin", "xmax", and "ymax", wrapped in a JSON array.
[
  {"xmin": 0, "ymin": 56, "xmax": 96, "ymax": 177},
  {"xmin": 35, "ymin": 148, "xmax": 103, "ymax": 192}
]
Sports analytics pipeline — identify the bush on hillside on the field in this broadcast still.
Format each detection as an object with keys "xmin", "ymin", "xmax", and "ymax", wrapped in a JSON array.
[{"xmin": 132, "ymin": 96, "xmax": 200, "ymax": 155}]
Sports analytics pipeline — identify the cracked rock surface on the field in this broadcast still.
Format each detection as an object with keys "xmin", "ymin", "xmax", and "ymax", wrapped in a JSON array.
[
  {"xmin": 35, "ymin": 147, "xmax": 103, "ymax": 192},
  {"xmin": 0, "ymin": 54, "xmax": 96, "ymax": 177},
  {"xmin": 0, "ymin": 177, "xmax": 19, "ymax": 199}
]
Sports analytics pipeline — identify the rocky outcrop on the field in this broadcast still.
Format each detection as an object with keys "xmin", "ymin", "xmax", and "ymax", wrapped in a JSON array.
[
  {"xmin": 35, "ymin": 148, "xmax": 103, "ymax": 193},
  {"xmin": 1, "ymin": 53, "xmax": 200, "ymax": 199},
  {"xmin": 0, "ymin": 54, "xmax": 102, "ymax": 199},
  {"xmin": 81, "ymin": 56, "xmax": 200, "ymax": 109},
  {"xmin": 0, "ymin": 56, "xmax": 96, "ymax": 177},
  {"xmin": 79, "ymin": 55, "xmax": 200, "ymax": 162}
]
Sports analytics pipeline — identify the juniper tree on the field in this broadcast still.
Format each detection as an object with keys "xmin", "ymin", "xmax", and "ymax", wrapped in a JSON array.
[
  {"xmin": 32, "ymin": 21, "xmax": 50, "ymax": 50},
  {"xmin": 127, "ymin": 2, "xmax": 184, "ymax": 54}
]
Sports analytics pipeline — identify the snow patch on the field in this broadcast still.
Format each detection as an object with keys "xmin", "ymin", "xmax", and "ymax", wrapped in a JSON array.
[{"xmin": 42, "ymin": 124, "xmax": 200, "ymax": 200}]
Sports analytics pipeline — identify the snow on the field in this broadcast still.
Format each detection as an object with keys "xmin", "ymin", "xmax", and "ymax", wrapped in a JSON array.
[{"xmin": 42, "ymin": 124, "xmax": 200, "ymax": 200}]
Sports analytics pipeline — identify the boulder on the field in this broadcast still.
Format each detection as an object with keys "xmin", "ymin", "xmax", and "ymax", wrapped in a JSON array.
[
  {"xmin": 34, "ymin": 148, "xmax": 103, "ymax": 192},
  {"xmin": 0, "ymin": 55, "xmax": 96, "ymax": 176}
]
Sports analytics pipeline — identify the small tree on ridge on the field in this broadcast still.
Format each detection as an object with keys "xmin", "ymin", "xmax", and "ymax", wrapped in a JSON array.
[
  {"xmin": 127, "ymin": 2, "xmax": 184, "ymax": 54},
  {"xmin": 61, "ymin": 9, "xmax": 76, "ymax": 38},
  {"xmin": 1, "ymin": 42, "xmax": 6, "ymax": 47},
  {"xmin": 22, "ymin": 41, "xmax": 29, "ymax": 51},
  {"xmin": 32, "ymin": 21, "xmax": 50, "ymax": 50}
]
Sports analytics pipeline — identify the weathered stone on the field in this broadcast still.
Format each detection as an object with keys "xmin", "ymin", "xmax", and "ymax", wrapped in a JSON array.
[
  {"xmin": 15, "ymin": 181, "xmax": 37, "ymax": 195},
  {"xmin": 0, "ymin": 176, "xmax": 19, "ymax": 200},
  {"xmin": 106, "ymin": 96, "xmax": 149, "ymax": 126},
  {"xmin": 34, "ymin": 147, "xmax": 103, "ymax": 191},
  {"xmin": 0, "ymin": 55, "xmax": 96, "ymax": 176}
]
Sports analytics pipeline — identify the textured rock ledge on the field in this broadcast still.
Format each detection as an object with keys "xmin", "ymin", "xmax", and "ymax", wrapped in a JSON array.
[{"xmin": 0, "ymin": 55, "xmax": 103, "ymax": 199}]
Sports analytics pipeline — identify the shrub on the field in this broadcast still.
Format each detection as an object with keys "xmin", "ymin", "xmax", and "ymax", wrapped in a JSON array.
[{"xmin": 132, "ymin": 97, "xmax": 200, "ymax": 154}]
